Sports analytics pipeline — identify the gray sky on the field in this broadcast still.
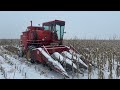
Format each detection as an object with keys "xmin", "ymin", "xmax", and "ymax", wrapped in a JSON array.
[{"xmin": 0, "ymin": 11, "xmax": 120, "ymax": 39}]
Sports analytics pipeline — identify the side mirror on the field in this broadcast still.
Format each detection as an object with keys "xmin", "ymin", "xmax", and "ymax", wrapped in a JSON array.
[{"xmin": 64, "ymin": 32, "xmax": 66, "ymax": 34}]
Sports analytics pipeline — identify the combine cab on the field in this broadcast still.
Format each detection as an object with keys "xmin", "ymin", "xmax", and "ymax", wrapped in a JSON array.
[{"xmin": 19, "ymin": 20, "xmax": 88, "ymax": 78}]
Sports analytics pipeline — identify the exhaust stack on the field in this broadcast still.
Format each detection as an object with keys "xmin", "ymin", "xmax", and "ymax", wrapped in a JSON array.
[{"xmin": 31, "ymin": 21, "xmax": 32, "ymax": 26}]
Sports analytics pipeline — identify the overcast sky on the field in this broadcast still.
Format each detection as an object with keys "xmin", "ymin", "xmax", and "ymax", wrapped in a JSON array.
[{"xmin": 0, "ymin": 11, "xmax": 120, "ymax": 39}]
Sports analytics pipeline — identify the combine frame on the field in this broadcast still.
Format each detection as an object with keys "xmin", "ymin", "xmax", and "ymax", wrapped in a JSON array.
[{"xmin": 19, "ymin": 20, "xmax": 88, "ymax": 78}]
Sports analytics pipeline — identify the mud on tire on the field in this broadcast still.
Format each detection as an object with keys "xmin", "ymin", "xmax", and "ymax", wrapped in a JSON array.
[{"xmin": 26, "ymin": 46, "xmax": 36, "ymax": 63}]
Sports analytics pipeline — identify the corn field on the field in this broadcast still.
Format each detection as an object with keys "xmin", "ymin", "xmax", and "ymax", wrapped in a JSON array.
[
  {"xmin": 63, "ymin": 39, "xmax": 120, "ymax": 79},
  {"xmin": 1, "ymin": 39, "xmax": 120, "ymax": 79}
]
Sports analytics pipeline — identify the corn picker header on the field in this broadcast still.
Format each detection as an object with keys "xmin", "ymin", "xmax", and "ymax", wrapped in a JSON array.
[{"xmin": 19, "ymin": 20, "xmax": 88, "ymax": 78}]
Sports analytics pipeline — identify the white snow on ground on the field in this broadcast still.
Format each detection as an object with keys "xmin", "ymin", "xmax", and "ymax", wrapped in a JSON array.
[
  {"xmin": 0, "ymin": 46, "xmax": 65, "ymax": 79},
  {"xmin": 0, "ymin": 45, "xmax": 120, "ymax": 79}
]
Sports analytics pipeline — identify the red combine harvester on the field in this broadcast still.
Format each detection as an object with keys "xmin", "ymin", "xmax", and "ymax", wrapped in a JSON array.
[{"xmin": 19, "ymin": 20, "xmax": 88, "ymax": 78}]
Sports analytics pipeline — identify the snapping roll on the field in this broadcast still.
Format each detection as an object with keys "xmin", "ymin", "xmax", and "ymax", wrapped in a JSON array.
[
  {"xmin": 37, "ymin": 48, "xmax": 69, "ymax": 78},
  {"xmin": 61, "ymin": 51, "xmax": 88, "ymax": 69},
  {"xmin": 51, "ymin": 52, "xmax": 78, "ymax": 71}
]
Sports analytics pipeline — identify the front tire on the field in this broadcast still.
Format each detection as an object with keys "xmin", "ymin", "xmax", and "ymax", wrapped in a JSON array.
[
  {"xmin": 30, "ymin": 60, "xmax": 35, "ymax": 63},
  {"xmin": 26, "ymin": 46, "xmax": 36, "ymax": 63}
]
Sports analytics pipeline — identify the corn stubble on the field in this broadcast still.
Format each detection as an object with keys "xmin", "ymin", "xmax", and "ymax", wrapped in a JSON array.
[
  {"xmin": 1, "ymin": 39, "xmax": 120, "ymax": 79},
  {"xmin": 63, "ymin": 39, "xmax": 120, "ymax": 79}
]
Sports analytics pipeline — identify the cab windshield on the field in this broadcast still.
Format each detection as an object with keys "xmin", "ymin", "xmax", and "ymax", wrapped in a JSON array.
[{"xmin": 43, "ymin": 22, "xmax": 65, "ymax": 40}]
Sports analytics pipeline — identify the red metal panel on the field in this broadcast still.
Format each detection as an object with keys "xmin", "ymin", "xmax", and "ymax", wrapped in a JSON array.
[
  {"xmin": 33, "ymin": 49, "xmax": 48, "ymax": 63},
  {"xmin": 42, "ymin": 46, "xmax": 70, "ymax": 54},
  {"xmin": 20, "ymin": 20, "xmax": 66, "ymax": 60}
]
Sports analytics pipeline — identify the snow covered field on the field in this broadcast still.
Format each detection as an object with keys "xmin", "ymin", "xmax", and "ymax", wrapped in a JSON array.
[
  {"xmin": 0, "ymin": 46, "xmax": 65, "ymax": 79},
  {"xmin": 0, "ymin": 43, "xmax": 120, "ymax": 79}
]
